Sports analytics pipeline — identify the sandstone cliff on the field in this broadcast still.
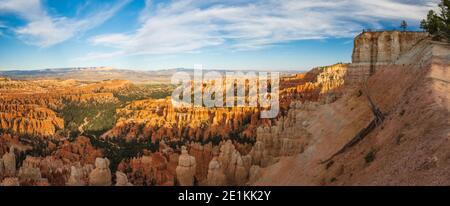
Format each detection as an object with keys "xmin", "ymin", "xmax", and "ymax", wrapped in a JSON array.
[
  {"xmin": 352, "ymin": 31, "xmax": 428, "ymax": 65},
  {"xmin": 346, "ymin": 31, "xmax": 428, "ymax": 85}
]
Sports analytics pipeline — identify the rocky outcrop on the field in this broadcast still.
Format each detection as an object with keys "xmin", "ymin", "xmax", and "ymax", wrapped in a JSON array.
[
  {"xmin": 88, "ymin": 158, "xmax": 112, "ymax": 186},
  {"xmin": 347, "ymin": 31, "xmax": 428, "ymax": 84},
  {"xmin": 176, "ymin": 146, "xmax": 196, "ymax": 186},
  {"xmin": 352, "ymin": 31, "xmax": 428, "ymax": 65}
]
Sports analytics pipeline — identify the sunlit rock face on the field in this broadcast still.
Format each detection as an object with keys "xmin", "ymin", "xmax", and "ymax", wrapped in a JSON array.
[
  {"xmin": 315, "ymin": 64, "xmax": 348, "ymax": 96},
  {"xmin": 352, "ymin": 31, "xmax": 428, "ymax": 65},
  {"xmin": 102, "ymin": 98, "xmax": 260, "ymax": 143},
  {"xmin": 347, "ymin": 31, "xmax": 428, "ymax": 84},
  {"xmin": 279, "ymin": 63, "xmax": 348, "ymax": 107},
  {"xmin": 0, "ymin": 104, "xmax": 64, "ymax": 137}
]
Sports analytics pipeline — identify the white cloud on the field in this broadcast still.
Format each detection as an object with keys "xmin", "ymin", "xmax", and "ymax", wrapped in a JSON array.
[
  {"xmin": 0, "ymin": 0, "xmax": 130, "ymax": 47},
  {"xmin": 86, "ymin": 0, "xmax": 437, "ymax": 60},
  {"xmin": 0, "ymin": 0, "xmax": 44, "ymax": 20}
]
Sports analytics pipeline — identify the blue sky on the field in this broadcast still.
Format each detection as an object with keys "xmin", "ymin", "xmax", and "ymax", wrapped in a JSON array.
[{"xmin": 0, "ymin": 0, "xmax": 438, "ymax": 71}]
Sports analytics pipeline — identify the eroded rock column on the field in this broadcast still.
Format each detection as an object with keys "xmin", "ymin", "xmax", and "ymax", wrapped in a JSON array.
[
  {"xmin": 2, "ymin": 147, "xmax": 16, "ymax": 177},
  {"xmin": 176, "ymin": 146, "xmax": 196, "ymax": 186},
  {"xmin": 67, "ymin": 166, "xmax": 85, "ymax": 186},
  {"xmin": 115, "ymin": 171, "xmax": 133, "ymax": 186},
  {"xmin": 88, "ymin": 158, "xmax": 112, "ymax": 186},
  {"xmin": 205, "ymin": 157, "xmax": 226, "ymax": 186}
]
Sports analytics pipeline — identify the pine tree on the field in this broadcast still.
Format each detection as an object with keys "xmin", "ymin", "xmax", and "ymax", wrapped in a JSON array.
[
  {"xmin": 420, "ymin": 0, "xmax": 450, "ymax": 42},
  {"xmin": 400, "ymin": 20, "xmax": 408, "ymax": 31}
]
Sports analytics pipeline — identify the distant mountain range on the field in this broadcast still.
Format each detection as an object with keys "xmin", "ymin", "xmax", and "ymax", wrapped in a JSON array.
[{"xmin": 0, "ymin": 67, "xmax": 301, "ymax": 83}]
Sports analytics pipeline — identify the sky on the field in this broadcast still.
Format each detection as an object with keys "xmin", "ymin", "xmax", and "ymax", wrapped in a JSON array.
[{"xmin": 0, "ymin": 0, "xmax": 439, "ymax": 71}]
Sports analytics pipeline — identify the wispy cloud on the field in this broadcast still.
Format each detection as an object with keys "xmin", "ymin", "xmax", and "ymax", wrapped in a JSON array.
[
  {"xmin": 84, "ymin": 0, "xmax": 436, "ymax": 60},
  {"xmin": 0, "ymin": 0, "xmax": 130, "ymax": 47},
  {"xmin": 139, "ymin": 0, "xmax": 153, "ymax": 23}
]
